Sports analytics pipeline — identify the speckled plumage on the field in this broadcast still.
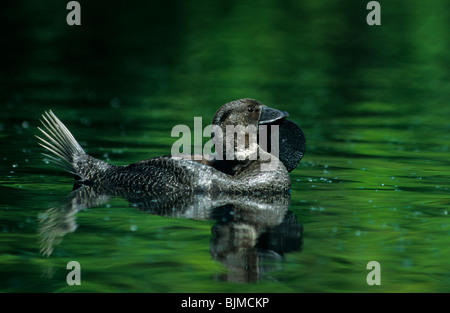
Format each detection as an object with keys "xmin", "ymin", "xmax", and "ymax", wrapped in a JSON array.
[{"xmin": 37, "ymin": 99, "xmax": 305, "ymax": 196}]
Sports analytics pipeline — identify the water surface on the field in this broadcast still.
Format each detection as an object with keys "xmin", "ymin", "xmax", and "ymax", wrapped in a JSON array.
[{"xmin": 0, "ymin": 0, "xmax": 449, "ymax": 292}]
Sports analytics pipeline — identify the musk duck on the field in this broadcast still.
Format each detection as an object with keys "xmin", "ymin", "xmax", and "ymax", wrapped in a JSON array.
[{"xmin": 36, "ymin": 98, "xmax": 305, "ymax": 195}]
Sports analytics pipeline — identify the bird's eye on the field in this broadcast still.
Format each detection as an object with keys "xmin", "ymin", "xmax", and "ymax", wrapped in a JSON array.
[{"xmin": 248, "ymin": 107, "xmax": 254, "ymax": 112}]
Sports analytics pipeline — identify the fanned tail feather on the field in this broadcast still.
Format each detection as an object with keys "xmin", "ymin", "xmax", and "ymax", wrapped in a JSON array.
[{"xmin": 36, "ymin": 111, "xmax": 86, "ymax": 177}]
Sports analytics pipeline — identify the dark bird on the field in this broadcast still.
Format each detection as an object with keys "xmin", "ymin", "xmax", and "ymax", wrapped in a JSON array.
[{"xmin": 36, "ymin": 98, "xmax": 305, "ymax": 195}]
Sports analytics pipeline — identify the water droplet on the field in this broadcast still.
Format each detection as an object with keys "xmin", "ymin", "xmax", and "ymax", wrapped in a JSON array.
[
  {"xmin": 110, "ymin": 98, "xmax": 121, "ymax": 108},
  {"xmin": 22, "ymin": 121, "xmax": 29, "ymax": 129},
  {"xmin": 130, "ymin": 224, "xmax": 138, "ymax": 231},
  {"xmin": 402, "ymin": 258, "xmax": 413, "ymax": 268}
]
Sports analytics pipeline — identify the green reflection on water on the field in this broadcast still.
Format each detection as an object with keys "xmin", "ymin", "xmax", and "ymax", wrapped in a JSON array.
[{"xmin": 0, "ymin": 0, "xmax": 449, "ymax": 292}]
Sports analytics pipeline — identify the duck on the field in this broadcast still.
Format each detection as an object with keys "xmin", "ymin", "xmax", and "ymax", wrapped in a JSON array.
[{"xmin": 36, "ymin": 98, "xmax": 306, "ymax": 195}]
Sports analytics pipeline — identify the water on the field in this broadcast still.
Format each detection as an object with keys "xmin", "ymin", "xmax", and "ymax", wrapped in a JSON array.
[{"xmin": 1, "ymin": 0, "xmax": 449, "ymax": 292}]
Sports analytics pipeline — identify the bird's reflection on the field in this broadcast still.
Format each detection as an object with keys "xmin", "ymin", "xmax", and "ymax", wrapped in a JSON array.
[{"xmin": 38, "ymin": 184, "xmax": 303, "ymax": 283}]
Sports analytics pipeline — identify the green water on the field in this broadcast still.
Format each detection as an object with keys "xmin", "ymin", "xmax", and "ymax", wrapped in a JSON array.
[{"xmin": 1, "ymin": 0, "xmax": 449, "ymax": 292}]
